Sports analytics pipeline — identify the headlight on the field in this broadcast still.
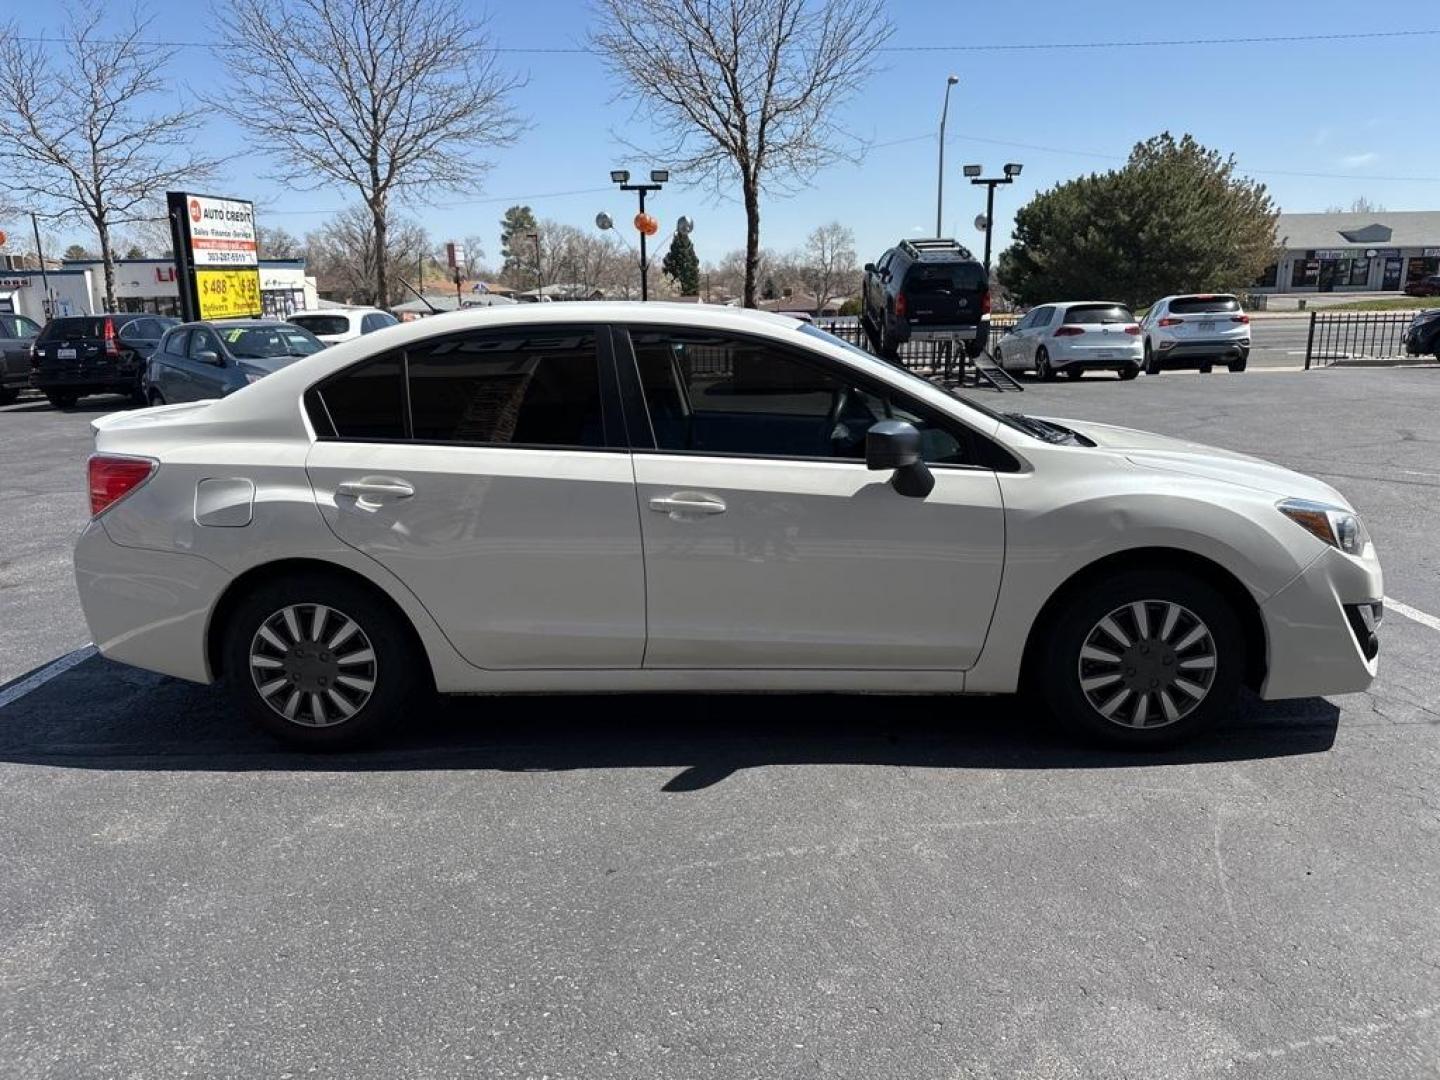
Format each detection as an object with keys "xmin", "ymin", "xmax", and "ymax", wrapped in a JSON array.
[{"xmin": 1277, "ymin": 498, "xmax": 1368, "ymax": 555}]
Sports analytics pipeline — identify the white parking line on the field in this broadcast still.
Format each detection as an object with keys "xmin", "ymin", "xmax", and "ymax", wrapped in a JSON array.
[
  {"xmin": 0, "ymin": 645, "xmax": 97, "ymax": 710},
  {"xmin": 1386, "ymin": 597, "xmax": 1440, "ymax": 634}
]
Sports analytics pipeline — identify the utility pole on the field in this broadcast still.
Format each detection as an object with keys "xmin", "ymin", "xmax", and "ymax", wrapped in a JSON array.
[
  {"xmin": 527, "ymin": 232, "xmax": 542, "ymax": 298},
  {"xmin": 936, "ymin": 75, "xmax": 959, "ymax": 238},
  {"xmin": 30, "ymin": 212, "xmax": 52, "ymax": 318}
]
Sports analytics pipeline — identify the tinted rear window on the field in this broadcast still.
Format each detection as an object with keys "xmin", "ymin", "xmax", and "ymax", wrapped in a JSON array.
[
  {"xmin": 1063, "ymin": 304, "xmax": 1133, "ymax": 324},
  {"xmin": 906, "ymin": 263, "xmax": 987, "ymax": 293},
  {"xmin": 1170, "ymin": 296, "xmax": 1240, "ymax": 315},
  {"xmin": 315, "ymin": 355, "xmax": 406, "ymax": 440},
  {"xmin": 41, "ymin": 317, "xmax": 105, "ymax": 340},
  {"xmin": 290, "ymin": 315, "xmax": 351, "ymax": 336}
]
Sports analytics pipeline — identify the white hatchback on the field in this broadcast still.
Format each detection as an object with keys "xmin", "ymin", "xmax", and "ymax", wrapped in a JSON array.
[
  {"xmin": 287, "ymin": 307, "xmax": 398, "ymax": 345},
  {"xmin": 74, "ymin": 304, "xmax": 1382, "ymax": 750},
  {"xmin": 994, "ymin": 301, "xmax": 1144, "ymax": 380}
]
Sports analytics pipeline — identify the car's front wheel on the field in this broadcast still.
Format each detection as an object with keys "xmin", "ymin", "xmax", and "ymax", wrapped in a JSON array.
[
  {"xmin": 1036, "ymin": 569, "xmax": 1244, "ymax": 748},
  {"xmin": 223, "ymin": 574, "xmax": 421, "ymax": 750}
]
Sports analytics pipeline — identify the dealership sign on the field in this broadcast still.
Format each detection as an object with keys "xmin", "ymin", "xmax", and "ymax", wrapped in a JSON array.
[{"xmin": 166, "ymin": 190, "xmax": 262, "ymax": 321}]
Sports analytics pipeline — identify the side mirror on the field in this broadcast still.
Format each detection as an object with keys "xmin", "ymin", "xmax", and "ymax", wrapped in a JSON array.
[
  {"xmin": 197, "ymin": 350, "xmax": 221, "ymax": 365},
  {"xmin": 865, "ymin": 420, "xmax": 934, "ymax": 498},
  {"xmin": 863, "ymin": 262, "xmax": 876, "ymax": 274}
]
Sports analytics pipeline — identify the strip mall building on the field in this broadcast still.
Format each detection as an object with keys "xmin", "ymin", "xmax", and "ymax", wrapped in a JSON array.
[{"xmin": 1255, "ymin": 211, "xmax": 1440, "ymax": 294}]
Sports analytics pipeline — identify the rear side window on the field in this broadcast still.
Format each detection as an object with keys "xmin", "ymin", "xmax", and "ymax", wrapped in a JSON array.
[
  {"xmin": 313, "ymin": 355, "xmax": 407, "ymax": 440},
  {"xmin": 40, "ymin": 317, "xmax": 104, "ymax": 340},
  {"xmin": 905, "ymin": 262, "xmax": 986, "ymax": 293},
  {"xmin": 1170, "ymin": 296, "xmax": 1240, "ymax": 315},
  {"xmin": 407, "ymin": 329, "xmax": 604, "ymax": 447},
  {"xmin": 291, "ymin": 314, "xmax": 351, "ymax": 336},
  {"xmin": 1063, "ymin": 304, "xmax": 1134, "ymax": 324},
  {"xmin": 361, "ymin": 312, "xmax": 397, "ymax": 333}
]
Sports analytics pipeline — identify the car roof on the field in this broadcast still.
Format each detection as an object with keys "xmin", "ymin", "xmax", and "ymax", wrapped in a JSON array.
[
  {"xmin": 175, "ymin": 319, "xmax": 298, "ymax": 330},
  {"xmin": 1051, "ymin": 300, "xmax": 1130, "ymax": 309},
  {"xmin": 289, "ymin": 307, "xmax": 383, "ymax": 315}
]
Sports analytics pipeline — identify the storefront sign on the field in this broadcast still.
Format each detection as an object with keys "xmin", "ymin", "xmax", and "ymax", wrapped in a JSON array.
[
  {"xmin": 154, "ymin": 266, "xmax": 177, "ymax": 283},
  {"xmin": 166, "ymin": 190, "xmax": 262, "ymax": 321},
  {"xmin": 0, "ymin": 277, "xmax": 28, "ymax": 289},
  {"xmin": 195, "ymin": 269, "xmax": 262, "ymax": 320}
]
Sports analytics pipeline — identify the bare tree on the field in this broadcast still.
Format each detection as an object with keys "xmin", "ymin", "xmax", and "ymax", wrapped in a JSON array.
[
  {"xmin": 257, "ymin": 225, "xmax": 303, "ymax": 260},
  {"xmin": 1325, "ymin": 196, "xmax": 1386, "ymax": 214},
  {"xmin": 0, "ymin": 6, "xmax": 216, "ymax": 308},
  {"xmin": 796, "ymin": 221, "xmax": 857, "ymax": 313},
  {"xmin": 305, "ymin": 205, "xmax": 431, "ymax": 306},
  {"xmin": 210, "ymin": 0, "xmax": 523, "ymax": 307},
  {"xmin": 592, "ymin": 0, "xmax": 890, "ymax": 308},
  {"xmin": 461, "ymin": 236, "xmax": 489, "ymax": 280}
]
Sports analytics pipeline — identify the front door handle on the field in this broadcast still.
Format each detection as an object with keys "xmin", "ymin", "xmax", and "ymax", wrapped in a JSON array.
[
  {"xmin": 648, "ymin": 492, "xmax": 727, "ymax": 518},
  {"xmin": 336, "ymin": 477, "xmax": 415, "ymax": 505}
]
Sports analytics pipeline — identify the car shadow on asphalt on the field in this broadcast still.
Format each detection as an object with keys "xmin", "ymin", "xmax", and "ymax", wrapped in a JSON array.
[{"xmin": 0, "ymin": 655, "xmax": 1340, "ymax": 790}]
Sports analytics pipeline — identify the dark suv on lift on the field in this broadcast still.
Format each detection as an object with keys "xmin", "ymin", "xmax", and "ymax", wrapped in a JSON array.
[
  {"xmin": 862, "ymin": 238, "xmax": 991, "ymax": 361},
  {"xmin": 30, "ymin": 314, "xmax": 176, "ymax": 408}
]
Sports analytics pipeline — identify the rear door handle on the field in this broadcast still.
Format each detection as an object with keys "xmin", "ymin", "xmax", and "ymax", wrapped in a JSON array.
[
  {"xmin": 337, "ymin": 477, "xmax": 415, "ymax": 504},
  {"xmin": 648, "ymin": 493, "xmax": 727, "ymax": 517}
]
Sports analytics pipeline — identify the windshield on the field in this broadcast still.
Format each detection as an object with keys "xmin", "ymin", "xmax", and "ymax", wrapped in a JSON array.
[
  {"xmin": 289, "ymin": 314, "xmax": 351, "ymax": 336},
  {"xmin": 222, "ymin": 325, "xmax": 325, "ymax": 359},
  {"xmin": 799, "ymin": 322, "xmax": 1007, "ymax": 423}
]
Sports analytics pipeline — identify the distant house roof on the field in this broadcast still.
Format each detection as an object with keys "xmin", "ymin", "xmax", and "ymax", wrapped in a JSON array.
[
  {"xmin": 390, "ymin": 292, "xmax": 518, "ymax": 314},
  {"xmin": 1275, "ymin": 211, "xmax": 1440, "ymax": 250}
]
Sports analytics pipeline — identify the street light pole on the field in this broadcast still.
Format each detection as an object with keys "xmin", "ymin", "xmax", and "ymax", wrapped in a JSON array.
[
  {"xmin": 29, "ymin": 212, "xmax": 52, "ymax": 318},
  {"xmin": 936, "ymin": 75, "xmax": 958, "ymax": 238},
  {"xmin": 611, "ymin": 169, "xmax": 667, "ymax": 301},
  {"xmin": 527, "ymin": 232, "xmax": 541, "ymax": 297},
  {"xmin": 965, "ymin": 163, "xmax": 1024, "ymax": 275}
]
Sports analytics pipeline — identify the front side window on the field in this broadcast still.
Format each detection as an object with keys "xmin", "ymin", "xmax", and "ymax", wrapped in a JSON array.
[
  {"xmin": 630, "ymin": 327, "xmax": 970, "ymax": 464},
  {"xmin": 188, "ymin": 327, "xmax": 222, "ymax": 360},
  {"xmin": 8, "ymin": 314, "xmax": 41, "ymax": 337},
  {"xmin": 162, "ymin": 329, "xmax": 189, "ymax": 356}
]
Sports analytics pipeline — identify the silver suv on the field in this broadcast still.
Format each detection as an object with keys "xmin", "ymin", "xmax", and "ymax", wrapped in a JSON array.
[{"xmin": 1140, "ymin": 294, "xmax": 1250, "ymax": 374}]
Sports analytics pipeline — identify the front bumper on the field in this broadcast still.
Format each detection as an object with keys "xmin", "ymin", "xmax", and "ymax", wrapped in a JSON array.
[
  {"xmin": 74, "ymin": 519, "xmax": 228, "ymax": 684},
  {"xmin": 1259, "ymin": 545, "xmax": 1383, "ymax": 699}
]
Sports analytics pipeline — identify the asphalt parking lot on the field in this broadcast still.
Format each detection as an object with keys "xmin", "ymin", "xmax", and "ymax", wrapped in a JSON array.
[{"xmin": 3, "ymin": 367, "xmax": 1439, "ymax": 1078}]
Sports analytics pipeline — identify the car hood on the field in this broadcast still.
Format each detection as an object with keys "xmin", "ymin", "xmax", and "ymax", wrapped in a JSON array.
[
  {"xmin": 238, "ymin": 354, "xmax": 307, "ymax": 375},
  {"xmin": 1046, "ymin": 417, "xmax": 1351, "ymax": 506}
]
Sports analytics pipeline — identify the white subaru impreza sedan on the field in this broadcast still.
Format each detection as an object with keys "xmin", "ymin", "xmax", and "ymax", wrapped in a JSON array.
[{"xmin": 74, "ymin": 304, "xmax": 1382, "ymax": 750}]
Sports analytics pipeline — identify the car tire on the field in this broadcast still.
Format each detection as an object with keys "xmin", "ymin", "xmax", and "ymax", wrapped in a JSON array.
[
  {"xmin": 1144, "ymin": 344, "xmax": 1161, "ymax": 375},
  {"xmin": 1199, "ymin": 364, "xmax": 1213, "ymax": 374},
  {"xmin": 1119, "ymin": 364, "xmax": 1139, "ymax": 381},
  {"xmin": 1037, "ymin": 569, "xmax": 1244, "ymax": 749},
  {"xmin": 45, "ymin": 391, "xmax": 78, "ymax": 409},
  {"xmin": 1065, "ymin": 366, "xmax": 1083, "ymax": 379},
  {"xmin": 879, "ymin": 319, "xmax": 900, "ymax": 362},
  {"xmin": 965, "ymin": 340, "xmax": 984, "ymax": 360},
  {"xmin": 148, "ymin": 389, "xmax": 166, "ymax": 406},
  {"xmin": 0, "ymin": 385, "xmax": 16, "ymax": 406},
  {"xmin": 222, "ymin": 573, "xmax": 423, "ymax": 751},
  {"xmin": 1228, "ymin": 359, "xmax": 1248, "ymax": 372},
  {"xmin": 1037, "ymin": 348, "xmax": 1056, "ymax": 381}
]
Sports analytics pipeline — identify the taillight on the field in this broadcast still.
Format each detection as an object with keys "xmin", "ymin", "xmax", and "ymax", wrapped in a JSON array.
[
  {"xmin": 894, "ymin": 293, "xmax": 907, "ymax": 318},
  {"xmin": 1231, "ymin": 314, "xmax": 1250, "ymax": 324},
  {"xmin": 980, "ymin": 289, "xmax": 992, "ymax": 315},
  {"xmin": 103, "ymin": 317, "xmax": 118, "ymax": 357},
  {"xmin": 1124, "ymin": 325, "xmax": 1141, "ymax": 335},
  {"xmin": 1158, "ymin": 317, "xmax": 1184, "ymax": 327},
  {"xmin": 1053, "ymin": 325, "xmax": 1084, "ymax": 336},
  {"xmin": 88, "ymin": 454, "xmax": 155, "ymax": 516}
]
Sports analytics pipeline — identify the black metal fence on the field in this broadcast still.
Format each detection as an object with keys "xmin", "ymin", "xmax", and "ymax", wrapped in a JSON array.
[
  {"xmin": 813, "ymin": 315, "xmax": 1019, "ymax": 379},
  {"xmin": 1305, "ymin": 311, "xmax": 1419, "ymax": 368}
]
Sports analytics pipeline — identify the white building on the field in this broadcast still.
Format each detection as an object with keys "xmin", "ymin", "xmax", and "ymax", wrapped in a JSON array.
[
  {"xmin": 0, "ymin": 257, "xmax": 318, "ymax": 323},
  {"xmin": 1255, "ymin": 211, "xmax": 1440, "ymax": 294}
]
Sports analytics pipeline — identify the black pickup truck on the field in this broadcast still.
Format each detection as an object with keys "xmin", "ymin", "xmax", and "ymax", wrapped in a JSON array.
[{"xmin": 861, "ymin": 238, "xmax": 991, "ymax": 361}]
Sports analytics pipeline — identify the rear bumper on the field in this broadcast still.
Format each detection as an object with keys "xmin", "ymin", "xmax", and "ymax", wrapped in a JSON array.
[
  {"xmin": 74, "ymin": 520, "xmax": 226, "ymax": 684},
  {"xmin": 1053, "ymin": 349, "xmax": 1143, "ymax": 370},
  {"xmin": 1153, "ymin": 338, "xmax": 1249, "ymax": 364},
  {"xmin": 895, "ymin": 321, "xmax": 987, "ymax": 345},
  {"xmin": 33, "ymin": 364, "xmax": 141, "ymax": 390},
  {"xmin": 1259, "ymin": 545, "xmax": 1383, "ymax": 700}
]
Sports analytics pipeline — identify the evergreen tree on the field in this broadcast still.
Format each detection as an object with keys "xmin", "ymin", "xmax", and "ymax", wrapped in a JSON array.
[
  {"xmin": 499, "ymin": 205, "xmax": 538, "ymax": 279},
  {"xmin": 662, "ymin": 230, "xmax": 700, "ymax": 295}
]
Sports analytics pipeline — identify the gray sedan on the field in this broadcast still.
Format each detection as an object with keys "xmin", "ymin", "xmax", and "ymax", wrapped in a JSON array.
[{"xmin": 144, "ymin": 320, "xmax": 325, "ymax": 404}]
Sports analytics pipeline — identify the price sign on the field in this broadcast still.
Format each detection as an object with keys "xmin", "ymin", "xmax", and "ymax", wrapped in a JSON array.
[{"xmin": 196, "ymin": 268, "xmax": 262, "ymax": 320}]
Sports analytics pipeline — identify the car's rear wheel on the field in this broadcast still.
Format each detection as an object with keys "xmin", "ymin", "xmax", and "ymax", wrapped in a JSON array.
[
  {"xmin": 1119, "ymin": 364, "xmax": 1140, "ymax": 380},
  {"xmin": 1143, "ymin": 344, "xmax": 1161, "ymax": 375},
  {"xmin": 1037, "ymin": 569, "xmax": 1244, "ymax": 748},
  {"xmin": 45, "ymin": 391, "xmax": 78, "ymax": 409},
  {"xmin": 1065, "ymin": 366, "xmax": 1083, "ymax": 379},
  {"xmin": 0, "ymin": 386, "xmax": 16, "ymax": 406},
  {"xmin": 147, "ymin": 389, "xmax": 166, "ymax": 406},
  {"xmin": 1199, "ymin": 363, "xmax": 1213, "ymax": 373},
  {"xmin": 1036, "ymin": 347, "xmax": 1056, "ymax": 381},
  {"xmin": 222, "ymin": 574, "xmax": 421, "ymax": 750}
]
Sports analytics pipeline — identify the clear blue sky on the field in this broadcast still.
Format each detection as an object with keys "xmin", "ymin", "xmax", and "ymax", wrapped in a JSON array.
[{"xmin": 18, "ymin": 0, "xmax": 1440, "ymax": 268}]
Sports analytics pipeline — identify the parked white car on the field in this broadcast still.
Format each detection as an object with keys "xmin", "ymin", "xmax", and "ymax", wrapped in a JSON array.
[
  {"xmin": 75, "ymin": 304, "xmax": 1381, "ymax": 750},
  {"xmin": 287, "ymin": 307, "xmax": 398, "ymax": 345},
  {"xmin": 1140, "ymin": 294, "xmax": 1251, "ymax": 373},
  {"xmin": 994, "ymin": 302, "xmax": 1144, "ymax": 380}
]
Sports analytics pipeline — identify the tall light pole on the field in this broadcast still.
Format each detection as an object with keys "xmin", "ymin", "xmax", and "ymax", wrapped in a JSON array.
[
  {"xmin": 936, "ymin": 75, "xmax": 959, "ymax": 238},
  {"xmin": 610, "ymin": 168, "xmax": 667, "ymax": 300},
  {"xmin": 965, "ymin": 162, "xmax": 1023, "ymax": 274}
]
